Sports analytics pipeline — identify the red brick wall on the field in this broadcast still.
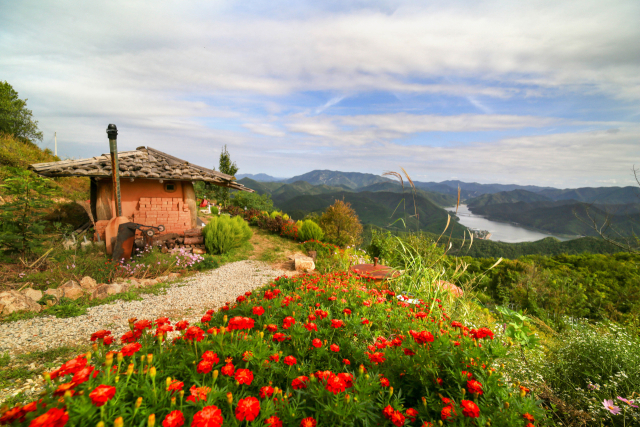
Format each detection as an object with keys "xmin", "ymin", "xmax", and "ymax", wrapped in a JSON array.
[{"xmin": 133, "ymin": 197, "xmax": 191, "ymax": 235}]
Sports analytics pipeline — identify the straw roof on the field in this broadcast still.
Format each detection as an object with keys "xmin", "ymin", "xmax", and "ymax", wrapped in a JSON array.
[{"xmin": 29, "ymin": 146, "xmax": 253, "ymax": 192}]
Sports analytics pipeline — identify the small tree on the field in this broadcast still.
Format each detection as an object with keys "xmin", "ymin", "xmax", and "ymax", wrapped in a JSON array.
[
  {"xmin": 0, "ymin": 81, "xmax": 43, "ymax": 142},
  {"xmin": 319, "ymin": 199, "xmax": 363, "ymax": 247},
  {"xmin": 0, "ymin": 168, "xmax": 56, "ymax": 258},
  {"xmin": 212, "ymin": 145, "xmax": 238, "ymax": 207}
]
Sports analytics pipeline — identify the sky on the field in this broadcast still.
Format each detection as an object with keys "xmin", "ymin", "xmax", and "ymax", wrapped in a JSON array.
[{"xmin": 2, "ymin": 0, "xmax": 640, "ymax": 188}]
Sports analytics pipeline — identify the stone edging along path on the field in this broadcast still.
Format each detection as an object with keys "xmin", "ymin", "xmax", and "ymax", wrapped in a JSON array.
[{"xmin": 0, "ymin": 260, "xmax": 291, "ymax": 357}]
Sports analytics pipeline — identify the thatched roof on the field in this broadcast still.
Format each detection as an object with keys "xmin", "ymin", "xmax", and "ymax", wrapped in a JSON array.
[{"xmin": 29, "ymin": 146, "xmax": 253, "ymax": 192}]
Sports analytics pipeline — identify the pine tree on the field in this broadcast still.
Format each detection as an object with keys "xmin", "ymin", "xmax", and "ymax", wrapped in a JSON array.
[
  {"xmin": 213, "ymin": 145, "xmax": 238, "ymax": 207},
  {"xmin": 319, "ymin": 199, "xmax": 363, "ymax": 247}
]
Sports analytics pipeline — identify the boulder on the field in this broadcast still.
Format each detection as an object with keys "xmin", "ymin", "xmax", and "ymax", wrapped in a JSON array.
[
  {"xmin": 80, "ymin": 276, "xmax": 98, "ymax": 290},
  {"xmin": 168, "ymin": 273, "xmax": 181, "ymax": 280},
  {"xmin": 435, "ymin": 280, "xmax": 464, "ymax": 298},
  {"xmin": 59, "ymin": 280, "xmax": 84, "ymax": 300},
  {"xmin": 125, "ymin": 278, "xmax": 140, "ymax": 288},
  {"xmin": 91, "ymin": 283, "xmax": 127, "ymax": 300},
  {"xmin": 139, "ymin": 278, "xmax": 158, "ymax": 287},
  {"xmin": 44, "ymin": 288, "xmax": 62, "ymax": 300},
  {"xmin": 21, "ymin": 288, "xmax": 43, "ymax": 302},
  {"xmin": 294, "ymin": 256, "xmax": 315, "ymax": 272},
  {"xmin": 0, "ymin": 290, "xmax": 42, "ymax": 315},
  {"xmin": 193, "ymin": 248, "xmax": 206, "ymax": 255},
  {"xmin": 106, "ymin": 283, "xmax": 128, "ymax": 295},
  {"xmin": 155, "ymin": 275, "xmax": 168, "ymax": 283}
]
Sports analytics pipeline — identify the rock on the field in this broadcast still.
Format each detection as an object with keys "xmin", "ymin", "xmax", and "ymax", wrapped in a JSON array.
[
  {"xmin": 91, "ymin": 285, "xmax": 110, "ymax": 300},
  {"xmin": 80, "ymin": 276, "xmax": 98, "ymax": 290},
  {"xmin": 193, "ymin": 248, "xmax": 206, "ymax": 255},
  {"xmin": 294, "ymin": 256, "xmax": 315, "ymax": 272},
  {"xmin": 44, "ymin": 289, "xmax": 62, "ymax": 300},
  {"xmin": 0, "ymin": 290, "xmax": 42, "ymax": 315},
  {"xmin": 168, "ymin": 273, "xmax": 181, "ymax": 279},
  {"xmin": 106, "ymin": 283, "xmax": 128, "ymax": 295},
  {"xmin": 21, "ymin": 288, "xmax": 43, "ymax": 302},
  {"xmin": 125, "ymin": 278, "xmax": 140, "ymax": 288},
  {"xmin": 435, "ymin": 280, "xmax": 464, "ymax": 298},
  {"xmin": 59, "ymin": 280, "xmax": 84, "ymax": 300}
]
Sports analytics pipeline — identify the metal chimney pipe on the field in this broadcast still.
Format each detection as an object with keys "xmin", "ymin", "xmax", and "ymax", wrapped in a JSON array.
[{"xmin": 106, "ymin": 124, "xmax": 122, "ymax": 217}]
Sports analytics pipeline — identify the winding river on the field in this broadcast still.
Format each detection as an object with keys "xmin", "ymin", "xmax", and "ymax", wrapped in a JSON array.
[{"xmin": 445, "ymin": 204, "xmax": 573, "ymax": 243}]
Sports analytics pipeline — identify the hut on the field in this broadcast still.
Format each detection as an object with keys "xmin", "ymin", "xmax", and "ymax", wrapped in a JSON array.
[{"xmin": 29, "ymin": 146, "xmax": 253, "ymax": 243}]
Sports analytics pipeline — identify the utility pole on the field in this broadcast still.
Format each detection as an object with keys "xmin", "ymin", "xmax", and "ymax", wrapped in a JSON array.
[{"xmin": 54, "ymin": 132, "xmax": 57, "ymax": 156}]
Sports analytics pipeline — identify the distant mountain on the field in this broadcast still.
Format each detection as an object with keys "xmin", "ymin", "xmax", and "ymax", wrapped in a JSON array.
[
  {"xmin": 236, "ymin": 173, "xmax": 286, "ymax": 182},
  {"xmin": 285, "ymin": 170, "xmax": 392, "ymax": 189},
  {"xmin": 412, "ymin": 180, "xmax": 557, "ymax": 199},
  {"xmin": 357, "ymin": 181, "xmax": 457, "ymax": 208},
  {"xmin": 270, "ymin": 181, "xmax": 352, "ymax": 205},
  {"xmin": 466, "ymin": 189, "xmax": 552, "ymax": 208},
  {"xmin": 279, "ymin": 190, "xmax": 468, "ymax": 237},
  {"xmin": 537, "ymin": 186, "xmax": 640, "ymax": 204},
  {"xmin": 236, "ymin": 178, "xmax": 284, "ymax": 195},
  {"xmin": 471, "ymin": 201, "xmax": 640, "ymax": 237}
]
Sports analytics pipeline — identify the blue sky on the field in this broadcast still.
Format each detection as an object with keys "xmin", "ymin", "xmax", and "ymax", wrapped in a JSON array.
[{"xmin": 1, "ymin": 0, "xmax": 639, "ymax": 188}]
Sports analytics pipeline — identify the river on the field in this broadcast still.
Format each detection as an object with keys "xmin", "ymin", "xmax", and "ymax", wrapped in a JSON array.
[{"xmin": 444, "ymin": 204, "xmax": 573, "ymax": 243}]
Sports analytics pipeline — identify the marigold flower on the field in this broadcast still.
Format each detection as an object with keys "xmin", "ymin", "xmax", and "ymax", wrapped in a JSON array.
[
  {"xmin": 303, "ymin": 322, "xmax": 318, "ymax": 332},
  {"xmin": 390, "ymin": 411, "xmax": 405, "ymax": 427},
  {"xmin": 331, "ymin": 319, "xmax": 345, "ymax": 328},
  {"xmin": 89, "ymin": 384, "xmax": 116, "ymax": 407},
  {"xmin": 221, "ymin": 363, "xmax": 235, "ymax": 376},
  {"xmin": 343, "ymin": 359, "xmax": 351, "ymax": 365},
  {"xmin": 403, "ymin": 348, "xmax": 416, "ymax": 356},
  {"xmin": 71, "ymin": 366, "xmax": 94, "ymax": 386},
  {"xmin": 201, "ymin": 351, "xmax": 219, "ymax": 364},
  {"xmin": 167, "ymin": 380, "xmax": 184, "ymax": 394},
  {"xmin": 192, "ymin": 405, "xmax": 224, "ymax": 427},
  {"xmin": 380, "ymin": 377, "xmax": 390, "ymax": 387},
  {"xmin": 235, "ymin": 396, "xmax": 260, "ymax": 422},
  {"xmin": 197, "ymin": 360, "xmax": 213, "ymax": 374},
  {"xmin": 338, "ymin": 372, "xmax": 354, "ymax": 388},
  {"xmin": 28, "ymin": 407, "xmax": 68, "ymax": 427},
  {"xmin": 266, "ymin": 324, "xmax": 278, "ymax": 332},
  {"xmin": 312, "ymin": 338, "xmax": 322, "ymax": 348},
  {"xmin": 252, "ymin": 306, "xmax": 265, "ymax": 316},
  {"xmin": 366, "ymin": 351, "xmax": 386, "ymax": 364},
  {"xmin": 155, "ymin": 324, "xmax": 174, "ymax": 337},
  {"xmin": 441, "ymin": 405, "xmax": 456, "ymax": 421},
  {"xmin": 284, "ymin": 355, "xmax": 297, "ymax": 366},
  {"xmin": 383, "ymin": 405, "xmax": 395, "ymax": 420},
  {"xmin": 161, "ymin": 410, "xmax": 184, "ymax": 427},
  {"xmin": 186, "ymin": 385, "xmax": 211, "ymax": 403},
  {"xmin": 330, "ymin": 344, "xmax": 340, "ymax": 352},
  {"xmin": 292, "ymin": 376, "xmax": 309, "ymax": 390},
  {"xmin": 120, "ymin": 330, "xmax": 141, "ymax": 344},
  {"xmin": 325, "ymin": 374, "xmax": 347, "ymax": 394},
  {"xmin": 269, "ymin": 354, "xmax": 280, "ymax": 362},
  {"xmin": 90, "ymin": 330, "xmax": 111, "ymax": 342},
  {"xmin": 283, "ymin": 316, "xmax": 296, "ymax": 329},
  {"xmin": 410, "ymin": 330, "xmax": 434, "ymax": 344},
  {"xmin": 184, "ymin": 326, "xmax": 205, "ymax": 342},
  {"xmin": 259, "ymin": 386, "xmax": 275, "ymax": 399},
  {"xmin": 343, "ymin": 308, "xmax": 352, "ymax": 315},
  {"xmin": 265, "ymin": 415, "xmax": 283, "ymax": 427},
  {"xmin": 467, "ymin": 379, "xmax": 484, "ymax": 395},
  {"xmin": 522, "ymin": 413, "xmax": 535, "ymax": 422},
  {"xmin": 300, "ymin": 417, "xmax": 316, "ymax": 427},
  {"xmin": 228, "ymin": 316, "xmax": 255, "ymax": 330},
  {"xmin": 315, "ymin": 309, "xmax": 328, "ymax": 319},
  {"xmin": 272, "ymin": 332, "xmax": 287, "ymax": 342},
  {"xmin": 234, "ymin": 368, "xmax": 254, "ymax": 385},
  {"xmin": 134, "ymin": 319, "xmax": 153, "ymax": 331},
  {"xmin": 461, "ymin": 400, "xmax": 480, "ymax": 418},
  {"xmin": 175, "ymin": 320, "xmax": 189, "ymax": 331},
  {"xmin": 121, "ymin": 342, "xmax": 142, "ymax": 357},
  {"xmin": 405, "ymin": 408, "xmax": 418, "ymax": 423},
  {"xmin": 155, "ymin": 317, "xmax": 170, "ymax": 326},
  {"xmin": 58, "ymin": 355, "xmax": 88, "ymax": 376}
]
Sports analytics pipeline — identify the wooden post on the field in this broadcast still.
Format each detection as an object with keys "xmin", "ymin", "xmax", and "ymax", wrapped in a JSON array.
[
  {"xmin": 183, "ymin": 181, "xmax": 198, "ymax": 228},
  {"xmin": 96, "ymin": 180, "xmax": 113, "ymax": 221}
]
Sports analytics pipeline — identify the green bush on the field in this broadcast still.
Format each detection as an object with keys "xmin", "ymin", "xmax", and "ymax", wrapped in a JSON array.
[
  {"xmin": 230, "ymin": 191, "xmax": 274, "ymax": 212},
  {"xmin": 203, "ymin": 215, "xmax": 252, "ymax": 255},
  {"xmin": 298, "ymin": 219, "xmax": 324, "ymax": 242}
]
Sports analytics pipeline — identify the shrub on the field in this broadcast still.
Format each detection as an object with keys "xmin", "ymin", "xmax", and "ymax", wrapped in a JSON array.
[
  {"xmin": 280, "ymin": 220, "xmax": 298, "ymax": 240},
  {"xmin": 203, "ymin": 215, "xmax": 252, "ymax": 255},
  {"xmin": 319, "ymin": 199, "xmax": 363, "ymax": 247},
  {"xmin": 299, "ymin": 219, "xmax": 324, "ymax": 242},
  {"xmin": 2, "ymin": 271, "xmax": 551, "ymax": 426},
  {"xmin": 230, "ymin": 191, "xmax": 274, "ymax": 213}
]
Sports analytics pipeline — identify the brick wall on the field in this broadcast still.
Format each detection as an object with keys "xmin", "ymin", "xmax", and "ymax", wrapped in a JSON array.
[{"xmin": 133, "ymin": 197, "xmax": 192, "ymax": 235}]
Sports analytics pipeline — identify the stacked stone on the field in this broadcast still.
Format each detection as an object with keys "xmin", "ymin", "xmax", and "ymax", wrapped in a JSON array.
[{"xmin": 134, "ymin": 197, "xmax": 191, "ymax": 234}]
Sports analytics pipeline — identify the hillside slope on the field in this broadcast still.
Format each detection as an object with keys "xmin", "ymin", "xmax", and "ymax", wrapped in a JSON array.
[
  {"xmin": 466, "ymin": 189, "xmax": 552, "ymax": 208},
  {"xmin": 285, "ymin": 170, "xmax": 392, "ymax": 189},
  {"xmin": 538, "ymin": 186, "xmax": 640, "ymax": 204}
]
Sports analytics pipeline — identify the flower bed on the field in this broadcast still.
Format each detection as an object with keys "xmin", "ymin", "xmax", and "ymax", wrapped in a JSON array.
[{"xmin": 1, "ymin": 272, "xmax": 548, "ymax": 426}]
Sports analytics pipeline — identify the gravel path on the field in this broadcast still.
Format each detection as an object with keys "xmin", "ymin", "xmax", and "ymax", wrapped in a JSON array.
[{"xmin": 0, "ymin": 260, "xmax": 290, "ymax": 356}]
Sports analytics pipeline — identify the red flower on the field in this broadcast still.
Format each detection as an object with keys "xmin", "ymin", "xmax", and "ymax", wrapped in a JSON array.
[
  {"xmin": 197, "ymin": 360, "xmax": 213, "ymax": 374},
  {"xmin": 380, "ymin": 377, "xmax": 390, "ymax": 387},
  {"xmin": 121, "ymin": 342, "xmax": 142, "ymax": 357},
  {"xmin": 184, "ymin": 326, "xmax": 205, "ymax": 342},
  {"xmin": 89, "ymin": 384, "xmax": 116, "ymax": 407},
  {"xmin": 234, "ymin": 369, "xmax": 254, "ymax": 385},
  {"xmin": 461, "ymin": 400, "xmax": 480, "ymax": 418},
  {"xmin": 361, "ymin": 318, "xmax": 370, "ymax": 324},
  {"xmin": 192, "ymin": 405, "xmax": 223, "ymax": 427},
  {"xmin": 422, "ymin": 423, "xmax": 433, "ymax": 427},
  {"xmin": 403, "ymin": 348, "xmax": 416, "ymax": 356},
  {"xmin": 343, "ymin": 308, "xmax": 352, "ymax": 315},
  {"xmin": 436, "ymin": 378, "xmax": 443, "ymax": 386},
  {"xmin": 343, "ymin": 359, "xmax": 351, "ymax": 365},
  {"xmin": 331, "ymin": 319, "xmax": 344, "ymax": 328},
  {"xmin": 315, "ymin": 309, "xmax": 328, "ymax": 319},
  {"xmin": 162, "ymin": 410, "xmax": 185, "ymax": 427},
  {"xmin": 103, "ymin": 336, "xmax": 114, "ymax": 345},
  {"xmin": 312, "ymin": 338, "xmax": 322, "ymax": 348},
  {"xmin": 272, "ymin": 332, "xmax": 286, "ymax": 342},
  {"xmin": 283, "ymin": 316, "xmax": 296, "ymax": 329},
  {"xmin": 155, "ymin": 324, "xmax": 174, "ymax": 337},
  {"xmin": 228, "ymin": 316, "xmax": 255, "ymax": 330},
  {"xmin": 265, "ymin": 415, "xmax": 283, "ymax": 427},
  {"xmin": 54, "ymin": 382, "xmax": 75, "ymax": 397},
  {"xmin": 406, "ymin": 408, "xmax": 419, "ymax": 423},
  {"xmin": 201, "ymin": 351, "xmax": 219, "ymax": 364},
  {"xmin": 90, "ymin": 330, "xmax": 111, "ymax": 342},
  {"xmin": 59, "ymin": 355, "xmax": 87, "ymax": 376},
  {"xmin": 236, "ymin": 295, "xmax": 246, "ymax": 303},
  {"xmin": 441, "ymin": 405, "xmax": 456, "ymax": 421},
  {"xmin": 167, "ymin": 380, "xmax": 184, "ymax": 394},
  {"xmin": 325, "ymin": 374, "xmax": 346, "ymax": 394},
  {"xmin": 303, "ymin": 322, "xmax": 318, "ymax": 332},
  {"xmin": 410, "ymin": 330, "xmax": 434, "ymax": 344},
  {"xmin": 266, "ymin": 324, "xmax": 278, "ymax": 332},
  {"xmin": 284, "ymin": 355, "xmax": 297, "ymax": 366},
  {"xmin": 252, "ymin": 306, "xmax": 265, "ymax": 316},
  {"xmin": 221, "ymin": 363, "xmax": 235, "ymax": 376},
  {"xmin": 308, "ymin": 314, "xmax": 317, "ymax": 321},
  {"xmin": 201, "ymin": 314, "xmax": 212, "ymax": 323},
  {"xmin": 390, "ymin": 411, "xmax": 406, "ymax": 427},
  {"xmin": 300, "ymin": 417, "xmax": 316, "ymax": 427},
  {"xmin": 71, "ymin": 366, "xmax": 94, "ymax": 386},
  {"xmin": 292, "ymin": 376, "xmax": 309, "ymax": 389},
  {"xmin": 134, "ymin": 319, "xmax": 152, "ymax": 331},
  {"xmin": 366, "ymin": 351, "xmax": 386, "ymax": 364},
  {"xmin": 383, "ymin": 405, "xmax": 395, "ymax": 420},
  {"xmin": 467, "ymin": 379, "xmax": 484, "ymax": 395},
  {"xmin": 28, "ymin": 407, "xmax": 68, "ymax": 427},
  {"xmin": 259, "ymin": 386, "xmax": 274, "ymax": 399},
  {"xmin": 120, "ymin": 330, "xmax": 141, "ymax": 344},
  {"xmin": 470, "ymin": 327, "xmax": 494, "ymax": 340},
  {"xmin": 330, "ymin": 344, "xmax": 340, "ymax": 352},
  {"xmin": 523, "ymin": 413, "xmax": 535, "ymax": 422},
  {"xmin": 235, "ymin": 397, "xmax": 260, "ymax": 422},
  {"xmin": 451, "ymin": 321, "xmax": 463, "ymax": 328},
  {"xmin": 155, "ymin": 317, "xmax": 170, "ymax": 326},
  {"xmin": 186, "ymin": 385, "xmax": 211, "ymax": 403},
  {"xmin": 338, "ymin": 373, "xmax": 354, "ymax": 388},
  {"xmin": 269, "ymin": 354, "xmax": 280, "ymax": 362},
  {"xmin": 175, "ymin": 320, "xmax": 189, "ymax": 331}
]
